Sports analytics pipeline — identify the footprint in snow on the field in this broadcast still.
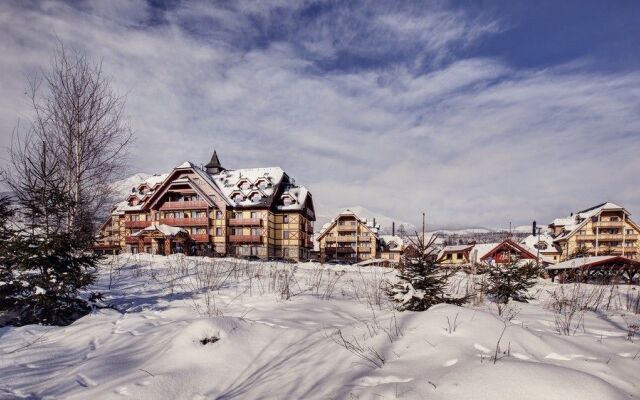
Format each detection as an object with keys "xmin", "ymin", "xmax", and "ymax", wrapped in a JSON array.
[
  {"xmin": 136, "ymin": 380, "xmax": 151, "ymax": 387},
  {"xmin": 545, "ymin": 353, "xmax": 572, "ymax": 361},
  {"xmin": 115, "ymin": 386, "xmax": 130, "ymax": 396},
  {"xmin": 474, "ymin": 344, "xmax": 490, "ymax": 353},
  {"xmin": 90, "ymin": 338, "xmax": 99, "ymax": 351},
  {"xmin": 356, "ymin": 376, "xmax": 414, "ymax": 387},
  {"xmin": 512, "ymin": 353, "xmax": 531, "ymax": 360},
  {"xmin": 443, "ymin": 358, "xmax": 458, "ymax": 367},
  {"xmin": 77, "ymin": 374, "xmax": 97, "ymax": 388}
]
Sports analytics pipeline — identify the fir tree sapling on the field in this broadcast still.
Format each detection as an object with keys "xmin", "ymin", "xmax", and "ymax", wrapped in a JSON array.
[
  {"xmin": 388, "ymin": 233, "xmax": 466, "ymax": 311},
  {"xmin": 481, "ymin": 260, "xmax": 539, "ymax": 316}
]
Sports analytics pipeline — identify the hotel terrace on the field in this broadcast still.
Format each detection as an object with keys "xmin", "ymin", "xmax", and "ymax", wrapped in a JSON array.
[{"xmin": 96, "ymin": 151, "xmax": 315, "ymax": 260}]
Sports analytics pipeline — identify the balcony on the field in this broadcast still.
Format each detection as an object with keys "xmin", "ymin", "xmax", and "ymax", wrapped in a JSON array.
[
  {"xmin": 575, "ymin": 234, "xmax": 596, "ymax": 241},
  {"xmin": 324, "ymin": 236, "xmax": 337, "ymax": 243},
  {"xmin": 358, "ymin": 246, "xmax": 372, "ymax": 253},
  {"xmin": 337, "ymin": 224, "xmax": 357, "ymax": 232},
  {"xmin": 228, "ymin": 218, "xmax": 262, "ymax": 227},
  {"xmin": 337, "ymin": 236, "xmax": 357, "ymax": 243},
  {"xmin": 229, "ymin": 235, "xmax": 262, "ymax": 244},
  {"xmin": 124, "ymin": 220, "xmax": 152, "ymax": 228},
  {"xmin": 125, "ymin": 236, "xmax": 151, "ymax": 244},
  {"xmin": 191, "ymin": 234, "xmax": 210, "ymax": 242},
  {"xmin": 160, "ymin": 217, "xmax": 209, "ymax": 227},
  {"xmin": 593, "ymin": 221, "xmax": 624, "ymax": 228},
  {"xmin": 160, "ymin": 200, "xmax": 209, "ymax": 210}
]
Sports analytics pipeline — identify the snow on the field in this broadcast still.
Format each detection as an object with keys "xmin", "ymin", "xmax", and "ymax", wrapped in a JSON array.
[
  {"xmin": 545, "ymin": 255, "xmax": 619, "ymax": 270},
  {"xmin": 133, "ymin": 224, "xmax": 187, "ymax": 237},
  {"xmin": 1, "ymin": 255, "xmax": 639, "ymax": 399}
]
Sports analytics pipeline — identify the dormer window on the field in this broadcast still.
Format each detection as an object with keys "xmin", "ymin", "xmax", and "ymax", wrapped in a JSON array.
[
  {"xmin": 283, "ymin": 197, "xmax": 293, "ymax": 205},
  {"xmin": 256, "ymin": 178, "xmax": 269, "ymax": 190},
  {"xmin": 232, "ymin": 193, "xmax": 243, "ymax": 202},
  {"xmin": 250, "ymin": 192, "xmax": 262, "ymax": 202},
  {"xmin": 238, "ymin": 179, "xmax": 251, "ymax": 190}
]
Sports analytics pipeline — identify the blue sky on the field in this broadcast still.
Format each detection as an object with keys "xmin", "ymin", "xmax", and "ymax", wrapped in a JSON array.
[{"xmin": 1, "ymin": 0, "xmax": 639, "ymax": 229}]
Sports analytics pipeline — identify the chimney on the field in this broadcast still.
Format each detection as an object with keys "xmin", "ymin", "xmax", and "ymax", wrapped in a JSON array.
[
  {"xmin": 392, "ymin": 221, "xmax": 395, "ymax": 236},
  {"xmin": 373, "ymin": 218, "xmax": 376, "ymax": 228}
]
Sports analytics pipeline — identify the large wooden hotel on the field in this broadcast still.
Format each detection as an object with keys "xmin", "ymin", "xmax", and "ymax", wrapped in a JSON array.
[{"xmin": 97, "ymin": 151, "xmax": 315, "ymax": 260}]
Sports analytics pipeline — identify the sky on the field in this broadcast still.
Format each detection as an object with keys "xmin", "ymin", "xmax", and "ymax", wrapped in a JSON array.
[{"xmin": 0, "ymin": 0, "xmax": 639, "ymax": 230}]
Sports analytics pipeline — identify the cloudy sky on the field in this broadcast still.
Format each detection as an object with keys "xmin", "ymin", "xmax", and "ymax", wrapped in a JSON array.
[{"xmin": 1, "ymin": 0, "xmax": 639, "ymax": 229}]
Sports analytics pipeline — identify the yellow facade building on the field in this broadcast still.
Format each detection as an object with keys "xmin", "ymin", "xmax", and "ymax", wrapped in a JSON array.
[{"xmin": 549, "ymin": 202, "xmax": 640, "ymax": 261}]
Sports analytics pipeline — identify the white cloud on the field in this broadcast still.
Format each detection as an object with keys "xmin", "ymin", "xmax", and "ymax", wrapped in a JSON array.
[{"xmin": 0, "ymin": 1, "xmax": 638, "ymax": 229}]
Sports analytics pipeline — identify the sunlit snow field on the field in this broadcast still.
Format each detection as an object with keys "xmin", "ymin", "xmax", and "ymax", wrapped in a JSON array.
[{"xmin": 1, "ymin": 254, "xmax": 639, "ymax": 399}]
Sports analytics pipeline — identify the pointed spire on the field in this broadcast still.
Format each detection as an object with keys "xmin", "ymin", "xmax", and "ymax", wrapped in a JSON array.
[{"xmin": 205, "ymin": 150, "xmax": 225, "ymax": 174}]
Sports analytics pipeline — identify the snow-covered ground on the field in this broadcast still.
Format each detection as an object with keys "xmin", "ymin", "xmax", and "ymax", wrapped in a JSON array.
[{"xmin": 1, "ymin": 255, "xmax": 639, "ymax": 399}]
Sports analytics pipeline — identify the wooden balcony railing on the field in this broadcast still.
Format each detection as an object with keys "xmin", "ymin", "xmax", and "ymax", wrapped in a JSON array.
[
  {"xmin": 593, "ymin": 221, "xmax": 624, "ymax": 228},
  {"xmin": 324, "ymin": 237, "xmax": 337, "ymax": 243},
  {"xmin": 229, "ymin": 235, "xmax": 262, "ymax": 244},
  {"xmin": 124, "ymin": 220, "xmax": 152, "ymax": 228},
  {"xmin": 190, "ymin": 234, "xmax": 210, "ymax": 242},
  {"xmin": 160, "ymin": 217, "xmax": 209, "ymax": 227},
  {"xmin": 125, "ymin": 236, "xmax": 151, "ymax": 244},
  {"xmin": 337, "ymin": 236, "xmax": 357, "ymax": 242},
  {"xmin": 228, "ymin": 218, "xmax": 262, "ymax": 227},
  {"xmin": 337, "ymin": 225, "xmax": 357, "ymax": 231},
  {"xmin": 160, "ymin": 200, "xmax": 209, "ymax": 210}
]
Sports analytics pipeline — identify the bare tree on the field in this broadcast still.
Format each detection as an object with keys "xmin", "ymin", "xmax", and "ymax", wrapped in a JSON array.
[{"xmin": 26, "ymin": 41, "xmax": 133, "ymax": 240}]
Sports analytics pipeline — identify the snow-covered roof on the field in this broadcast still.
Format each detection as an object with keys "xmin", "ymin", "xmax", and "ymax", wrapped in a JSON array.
[
  {"xmin": 379, "ymin": 235, "xmax": 405, "ymax": 250},
  {"xmin": 111, "ymin": 159, "xmax": 311, "ymax": 215},
  {"xmin": 521, "ymin": 233, "xmax": 561, "ymax": 254},
  {"xmin": 545, "ymin": 255, "xmax": 635, "ymax": 270},
  {"xmin": 317, "ymin": 208, "xmax": 380, "ymax": 239},
  {"xmin": 132, "ymin": 224, "xmax": 187, "ymax": 237}
]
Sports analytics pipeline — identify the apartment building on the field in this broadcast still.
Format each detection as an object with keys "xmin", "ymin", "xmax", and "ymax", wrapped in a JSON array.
[
  {"xmin": 316, "ymin": 209, "xmax": 379, "ymax": 263},
  {"xmin": 96, "ymin": 151, "xmax": 315, "ymax": 260},
  {"xmin": 549, "ymin": 202, "xmax": 640, "ymax": 261}
]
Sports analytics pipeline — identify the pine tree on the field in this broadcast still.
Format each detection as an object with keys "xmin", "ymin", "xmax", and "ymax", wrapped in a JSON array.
[
  {"xmin": 3, "ymin": 139, "xmax": 100, "ymax": 326},
  {"xmin": 388, "ymin": 233, "xmax": 466, "ymax": 311},
  {"xmin": 481, "ymin": 260, "xmax": 539, "ymax": 315}
]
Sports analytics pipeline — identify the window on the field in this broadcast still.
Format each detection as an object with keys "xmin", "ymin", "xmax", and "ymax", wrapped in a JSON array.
[
  {"xmin": 251, "ymin": 211, "xmax": 259, "ymax": 219},
  {"xmin": 233, "ymin": 228, "xmax": 243, "ymax": 235},
  {"xmin": 283, "ymin": 248, "xmax": 290, "ymax": 257},
  {"xmin": 447, "ymin": 253, "xmax": 452, "ymax": 260},
  {"xmin": 216, "ymin": 211, "xmax": 223, "ymax": 219},
  {"xmin": 284, "ymin": 231, "xmax": 290, "ymax": 239},
  {"xmin": 251, "ymin": 228, "xmax": 262, "ymax": 236},
  {"xmin": 611, "ymin": 217, "xmax": 619, "ymax": 221},
  {"xmin": 283, "ymin": 215, "xmax": 289, "ymax": 223},
  {"xmin": 216, "ymin": 227, "xmax": 223, "ymax": 236},
  {"xmin": 234, "ymin": 211, "xmax": 243, "ymax": 219}
]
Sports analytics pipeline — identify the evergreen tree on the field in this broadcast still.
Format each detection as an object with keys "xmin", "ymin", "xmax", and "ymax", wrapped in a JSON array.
[
  {"xmin": 388, "ymin": 233, "xmax": 466, "ymax": 311},
  {"xmin": 3, "ymin": 139, "xmax": 100, "ymax": 326},
  {"xmin": 481, "ymin": 260, "xmax": 539, "ymax": 315}
]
